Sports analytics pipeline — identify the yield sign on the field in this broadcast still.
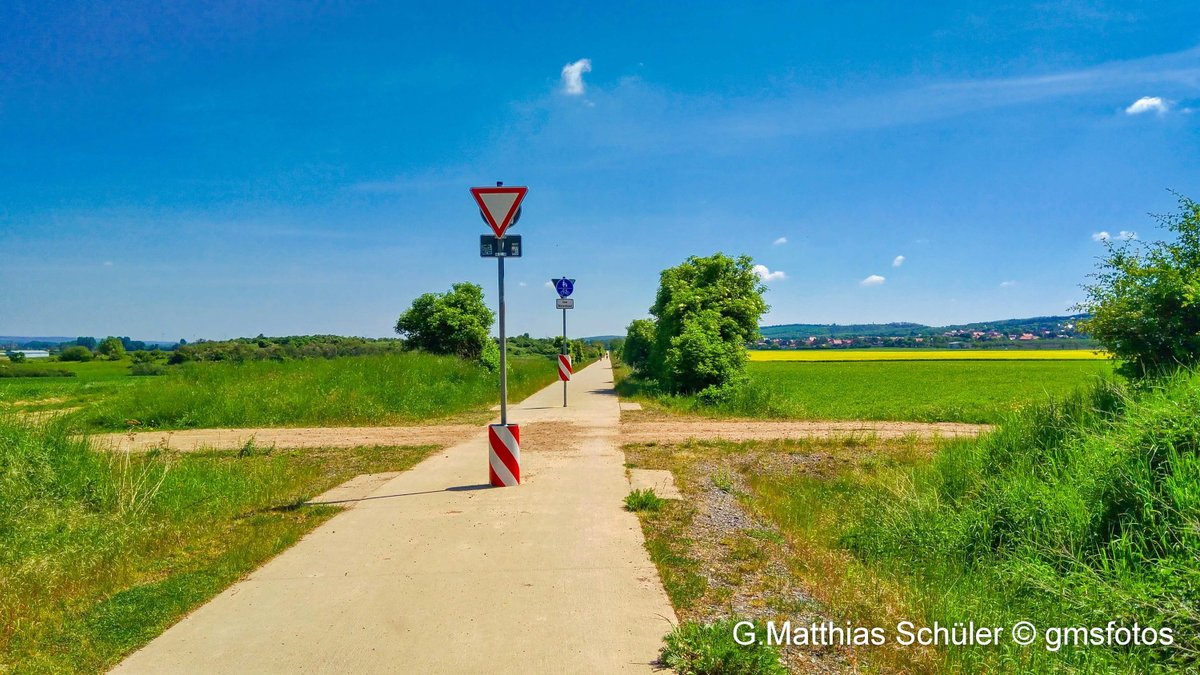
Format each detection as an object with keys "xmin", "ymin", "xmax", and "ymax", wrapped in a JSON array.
[{"xmin": 470, "ymin": 186, "xmax": 528, "ymax": 238}]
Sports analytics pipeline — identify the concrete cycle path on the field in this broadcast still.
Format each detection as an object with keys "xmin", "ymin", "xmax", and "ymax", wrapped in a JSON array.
[{"xmin": 114, "ymin": 359, "xmax": 676, "ymax": 674}]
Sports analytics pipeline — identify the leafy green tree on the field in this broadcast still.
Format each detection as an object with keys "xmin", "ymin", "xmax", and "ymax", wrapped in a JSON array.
[
  {"xmin": 5, "ymin": 350, "xmax": 26, "ymax": 363},
  {"xmin": 74, "ymin": 337, "xmax": 97, "ymax": 350},
  {"xmin": 1078, "ymin": 195, "xmax": 1200, "ymax": 377},
  {"xmin": 59, "ymin": 346, "xmax": 94, "ymax": 362},
  {"xmin": 395, "ymin": 283, "xmax": 496, "ymax": 363},
  {"xmin": 647, "ymin": 253, "xmax": 768, "ymax": 394},
  {"xmin": 97, "ymin": 336, "xmax": 126, "ymax": 360},
  {"xmin": 623, "ymin": 319, "xmax": 656, "ymax": 373}
]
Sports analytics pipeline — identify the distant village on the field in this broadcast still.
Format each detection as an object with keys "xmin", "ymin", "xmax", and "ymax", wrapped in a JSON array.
[{"xmin": 751, "ymin": 318, "xmax": 1096, "ymax": 350}]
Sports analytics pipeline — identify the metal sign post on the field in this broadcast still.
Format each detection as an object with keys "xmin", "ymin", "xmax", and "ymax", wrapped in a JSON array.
[
  {"xmin": 552, "ymin": 278, "xmax": 575, "ymax": 407},
  {"xmin": 472, "ymin": 182, "xmax": 528, "ymax": 487}
]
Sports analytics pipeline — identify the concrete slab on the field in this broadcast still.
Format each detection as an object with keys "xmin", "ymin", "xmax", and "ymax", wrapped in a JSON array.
[
  {"xmin": 619, "ymin": 402, "xmax": 643, "ymax": 411},
  {"xmin": 628, "ymin": 469, "xmax": 682, "ymax": 500},
  {"xmin": 113, "ymin": 360, "xmax": 675, "ymax": 674}
]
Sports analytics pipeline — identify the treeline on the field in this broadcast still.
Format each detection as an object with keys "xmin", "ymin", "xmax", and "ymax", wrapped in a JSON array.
[
  {"xmin": 508, "ymin": 333, "xmax": 605, "ymax": 362},
  {"xmin": 166, "ymin": 335, "xmax": 405, "ymax": 364}
]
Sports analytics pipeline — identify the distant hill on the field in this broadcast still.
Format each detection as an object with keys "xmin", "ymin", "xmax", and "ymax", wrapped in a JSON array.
[
  {"xmin": 0, "ymin": 336, "xmax": 76, "ymax": 345},
  {"xmin": 760, "ymin": 315, "xmax": 1090, "ymax": 340}
]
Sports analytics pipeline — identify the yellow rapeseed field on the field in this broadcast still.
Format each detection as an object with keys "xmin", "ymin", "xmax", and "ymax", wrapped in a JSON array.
[{"xmin": 748, "ymin": 349, "xmax": 1109, "ymax": 362}]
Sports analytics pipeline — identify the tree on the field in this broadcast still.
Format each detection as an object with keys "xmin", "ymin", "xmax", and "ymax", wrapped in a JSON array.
[
  {"xmin": 74, "ymin": 337, "xmax": 98, "ymax": 350},
  {"xmin": 1078, "ymin": 194, "xmax": 1200, "ymax": 378},
  {"xmin": 5, "ymin": 350, "xmax": 26, "ymax": 363},
  {"xmin": 59, "ymin": 345, "xmax": 94, "ymax": 362},
  {"xmin": 97, "ymin": 336, "xmax": 126, "ymax": 360},
  {"xmin": 395, "ymin": 282, "xmax": 496, "ymax": 362},
  {"xmin": 645, "ymin": 253, "xmax": 768, "ymax": 394},
  {"xmin": 622, "ymin": 319, "xmax": 656, "ymax": 373}
]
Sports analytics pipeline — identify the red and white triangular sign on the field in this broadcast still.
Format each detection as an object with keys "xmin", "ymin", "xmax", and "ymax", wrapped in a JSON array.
[{"xmin": 470, "ymin": 185, "xmax": 528, "ymax": 238}]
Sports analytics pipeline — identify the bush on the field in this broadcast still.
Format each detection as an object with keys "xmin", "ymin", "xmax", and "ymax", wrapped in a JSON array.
[
  {"xmin": 660, "ymin": 618, "xmax": 786, "ymax": 675},
  {"xmin": 624, "ymin": 488, "xmax": 666, "ymax": 512},
  {"xmin": 395, "ymin": 283, "xmax": 495, "ymax": 364},
  {"xmin": 1079, "ymin": 194, "xmax": 1200, "ymax": 378},
  {"xmin": 129, "ymin": 363, "xmax": 167, "ymax": 376},
  {"xmin": 58, "ymin": 346, "xmax": 94, "ymax": 362},
  {"xmin": 5, "ymin": 351, "xmax": 26, "ymax": 363}
]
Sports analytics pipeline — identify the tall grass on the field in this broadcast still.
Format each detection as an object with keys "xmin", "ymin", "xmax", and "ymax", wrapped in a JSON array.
[
  {"xmin": 71, "ymin": 352, "xmax": 557, "ymax": 430},
  {"xmin": 0, "ymin": 416, "xmax": 435, "ymax": 672},
  {"xmin": 841, "ymin": 370, "xmax": 1200, "ymax": 671}
]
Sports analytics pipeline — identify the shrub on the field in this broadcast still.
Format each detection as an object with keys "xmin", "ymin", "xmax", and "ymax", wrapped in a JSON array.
[
  {"xmin": 58, "ymin": 346, "xmax": 94, "ymax": 362},
  {"xmin": 1079, "ymin": 194, "xmax": 1200, "ymax": 378},
  {"xmin": 395, "ymin": 282, "xmax": 495, "ymax": 364},
  {"xmin": 634, "ymin": 253, "xmax": 768, "ymax": 395},
  {"xmin": 660, "ymin": 618, "xmax": 786, "ymax": 675},
  {"xmin": 5, "ymin": 351, "xmax": 26, "ymax": 363},
  {"xmin": 130, "ymin": 363, "xmax": 167, "ymax": 376},
  {"xmin": 624, "ymin": 488, "xmax": 666, "ymax": 512}
]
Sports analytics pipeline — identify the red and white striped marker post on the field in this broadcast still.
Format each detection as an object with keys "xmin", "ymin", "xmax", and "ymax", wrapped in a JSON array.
[
  {"xmin": 488, "ymin": 423, "xmax": 520, "ymax": 487},
  {"xmin": 558, "ymin": 354, "xmax": 573, "ymax": 381}
]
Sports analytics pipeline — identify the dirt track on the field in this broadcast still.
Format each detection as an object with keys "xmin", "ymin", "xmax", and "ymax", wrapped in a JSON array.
[
  {"xmin": 619, "ymin": 419, "xmax": 991, "ymax": 444},
  {"xmin": 95, "ymin": 419, "xmax": 989, "ymax": 453}
]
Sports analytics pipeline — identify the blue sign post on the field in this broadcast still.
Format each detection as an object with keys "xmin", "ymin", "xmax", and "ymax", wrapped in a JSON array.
[{"xmin": 551, "ymin": 278, "xmax": 575, "ymax": 406}]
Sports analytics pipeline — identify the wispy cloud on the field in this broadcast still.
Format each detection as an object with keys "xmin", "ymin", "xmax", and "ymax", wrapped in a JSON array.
[
  {"xmin": 102, "ymin": 261, "xmax": 113, "ymax": 267},
  {"xmin": 1126, "ymin": 96, "xmax": 1170, "ymax": 115},
  {"xmin": 860, "ymin": 274, "xmax": 886, "ymax": 287},
  {"xmin": 892, "ymin": 255, "xmax": 905, "ymax": 267},
  {"xmin": 753, "ymin": 264, "xmax": 787, "ymax": 282},
  {"xmin": 1000, "ymin": 280, "xmax": 1018, "ymax": 288},
  {"xmin": 561, "ymin": 59, "xmax": 592, "ymax": 95},
  {"xmin": 773, "ymin": 236, "xmax": 787, "ymax": 246},
  {"xmin": 1093, "ymin": 230, "xmax": 1137, "ymax": 242}
]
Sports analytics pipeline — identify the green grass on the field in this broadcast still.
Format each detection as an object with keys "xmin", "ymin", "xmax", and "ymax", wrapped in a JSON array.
[
  {"xmin": 68, "ymin": 352, "xmax": 559, "ymax": 430},
  {"xmin": 624, "ymin": 487, "xmax": 667, "ymax": 512},
  {"xmin": 620, "ymin": 359, "xmax": 1114, "ymax": 423},
  {"xmin": 0, "ymin": 416, "xmax": 437, "ymax": 673},
  {"xmin": 740, "ymin": 371, "xmax": 1200, "ymax": 672},
  {"xmin": 660, "ymin": 618, "xmax": 787, "ymax": 675},
  {"xmin": 0, "ymin": 359, "xmax": 138, "ymax": 414}
]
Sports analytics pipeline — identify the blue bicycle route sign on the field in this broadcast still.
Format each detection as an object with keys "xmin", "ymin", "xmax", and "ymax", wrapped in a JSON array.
[{"xmin": 552, "ymin": 278, "xmax": 575, "ymax": 298}]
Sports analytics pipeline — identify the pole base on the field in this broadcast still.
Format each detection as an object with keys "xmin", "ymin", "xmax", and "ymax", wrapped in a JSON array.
[{"xmin": 488, "ymin": 424, "xmax": 520, "ymax": 487}]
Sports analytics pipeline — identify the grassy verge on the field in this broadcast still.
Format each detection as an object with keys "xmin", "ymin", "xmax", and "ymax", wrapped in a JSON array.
[
  {"xmin": 626, "ymin": 371, "xmax": 1198, "ymax": 672},
  {"xmin": 0, "ymin": 418, "xmax": 437, "ymax": 672},
  {"xmin": 619, "ymin": 359, "xmax": 1113, "ymax": 423},
  {"xmin": 67, "ymin": 352, "xmax": 558, "ymax": 430}
]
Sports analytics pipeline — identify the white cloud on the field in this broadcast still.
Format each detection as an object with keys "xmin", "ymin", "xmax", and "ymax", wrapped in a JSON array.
[
  {"xmin": 1125, "ymin": 96, "xmax": 1170, "ymax": 115},
  {"xmin": 1000, "ymin": 280, "xmax": 1018, "ymax": 288},
  {"xmin": 102, "ymin": 261, "xmax": 113, "ymax": 267},
  {"xmin": 892, "ymin": 255, "xmax": 905, "ymax": 267},
  {"xmin": 860, "ymin": 274, "xmax": 886, "ymax": 287},
  {"xmin": 773, "ymin": 236, "xmax": 787, "ymax": 246},
  {"xmin": 544, "ymin": 281, "xmax": 554, "ymax": 289},
  {"xmin": 753, "ymin": 264, "xmax": 787, "ymax": 282},
  {"xmin": 1094, "ymin": 230, "xmax": 1137, "ymax": 242},
  {"xmin": 561, "ymin": 59, "xmax": 592, "ymax": 95},
  {"xmin": 518, "ymin": 281, "xmax": 527, "ymax": 287}
]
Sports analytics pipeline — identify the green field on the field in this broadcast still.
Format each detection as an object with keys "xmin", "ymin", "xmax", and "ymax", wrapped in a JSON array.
[
  {"xmin": 0, "ymin": 418, "xmax": 437, "ymax": 672},
  {"xmin": 619, "ymin": 359, "xmax": 1115, "ymax": 424},
  {"xmin": 0, "ymin": 353, "xmax": 570, "ymax": 431}
]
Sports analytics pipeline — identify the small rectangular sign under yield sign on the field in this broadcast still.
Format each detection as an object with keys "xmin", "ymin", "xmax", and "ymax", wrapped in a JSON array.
[
  {"xmin": 480, "ymin": 234, "xmax": 522, "ymax": 257},
  {"xmin": 556, "ymin": 298, "xmax": 574, "ymax": 309}
]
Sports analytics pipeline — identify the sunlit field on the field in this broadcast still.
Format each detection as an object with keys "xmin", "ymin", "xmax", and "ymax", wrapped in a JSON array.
[{"xmin": 748, "ymin": 349, "xmax": 1108, "ymax": 362}]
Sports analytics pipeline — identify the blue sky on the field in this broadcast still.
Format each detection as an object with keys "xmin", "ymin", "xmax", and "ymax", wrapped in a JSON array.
[{"xmin": 1, "ymin": 1, "xmax": 1198, "ymax": 341}]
